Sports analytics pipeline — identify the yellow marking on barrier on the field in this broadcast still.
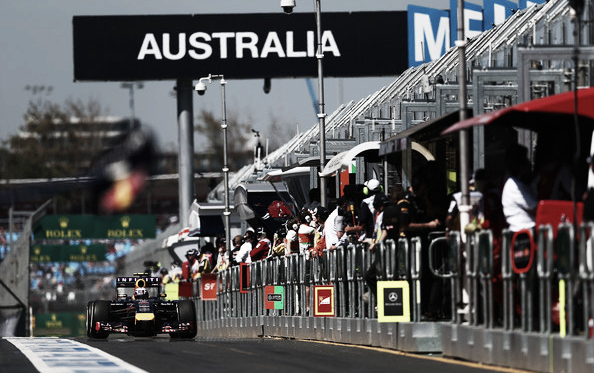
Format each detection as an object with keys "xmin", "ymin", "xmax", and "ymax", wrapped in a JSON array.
[{"xmin": 559, "ymin": 279, "xmax": 566, "ymax": 338}]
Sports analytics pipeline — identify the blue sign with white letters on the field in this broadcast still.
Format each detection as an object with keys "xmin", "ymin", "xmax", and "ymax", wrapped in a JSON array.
[
  {"xmin": 408, "ymin": 5, "xmax": 451, "ymax": 67},
  {"xmin": 407, "ymin": 0, "xmax": 546, "ymax": 68}
]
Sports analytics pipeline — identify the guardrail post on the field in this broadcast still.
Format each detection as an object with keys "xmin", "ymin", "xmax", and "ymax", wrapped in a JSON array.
[
  {"xmin": 428, "ymin": 232, "xmax": 460, "ymax": 323},
  {"xmin": 579, "ymin": 222, "xmax": 594, "ymax": 340},
  {"xmin": 410, "ymin": 237, "xmax": 422, "ymax": 322},
  {"xmin": 355, "ymin": 242, "xmax": 367, "ymax": 318},
  {"xmin": 297, "ymin": 253, "xmax": 306, "ymax": 316},
  {"xmin": 346, "ymin": 243, "xmax": 356, "ymax": 318},
  {"xmin": 537, "ymin": 225, "xmax": 553, "ymax": 333},
  {"xmin": 336, "ymin": 246, "xmax": 347, "ymax": 317},
  {"xmin": 466, "ymin": 233, "xmax": 478, "ymax": 326},
  {"xmin": 501, "ymin": 230, "xmax": 513, "ymax": 331},
  {"xmin": 476, "ymin": 230, "xmax": 494, "ymax": 328},
  {"xmin": 557, "ymin": 222, "xmax": 575, "ymax": 336}
]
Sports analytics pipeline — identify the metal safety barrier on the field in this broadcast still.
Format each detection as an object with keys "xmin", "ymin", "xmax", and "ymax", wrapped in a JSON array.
[
  {"xmin": 190, "ymin": 231, "xmax": 462, "ymax": 326},
  {"xmin": 190, "ymin": 221, "xmax": 594, "ymax": 372},
  {"xmin": 192, "ymin": 236, "xmax": 438, "ymax": 321},
  {"xmin": 191, "ymin": 221, "xmax": 594, "ymax": 338}
]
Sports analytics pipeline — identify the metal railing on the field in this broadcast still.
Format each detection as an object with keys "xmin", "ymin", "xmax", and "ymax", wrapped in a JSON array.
[
  {"xmin": 187, "ymin": 220, "xmax": 594, "ymax": 342},
  {"xmin": 192, "ymin": 236, "xmax": 443, "ymax": 323}
]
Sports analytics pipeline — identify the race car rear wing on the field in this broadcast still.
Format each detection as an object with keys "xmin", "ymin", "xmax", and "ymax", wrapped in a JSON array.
[{"xmin": 116, "ymin": 276, "xmax": 161, "ymax": 288}]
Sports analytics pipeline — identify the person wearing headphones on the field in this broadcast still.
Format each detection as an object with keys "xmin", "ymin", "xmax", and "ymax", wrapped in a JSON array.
[
  {"xmin": 181, "ymin": 248, "xmax": 200, "ymax": 281},
  {"xmin": 344, "ymin": 178, "xmax": 383, "ymax": 241},
  {"xmin": 250, "ymin": 227, "xmax": 271, "ymax": 261}
]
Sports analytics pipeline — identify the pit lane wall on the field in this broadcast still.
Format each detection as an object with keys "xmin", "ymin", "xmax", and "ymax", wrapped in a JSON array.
[
  {"xmin": 0, "ymin": 201, "xmax": 49, "ymax": 336},
  {"xmin": 184, "ymin": 225, "xmax": 594, "ymax": 373}
]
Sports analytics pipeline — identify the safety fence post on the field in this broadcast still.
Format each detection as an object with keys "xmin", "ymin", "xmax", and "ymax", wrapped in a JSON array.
[
  {"xmin": 537, "ymin": 225, "xmax": 553, "ymax": 333},
  {"xmin": 557, "ymin": 222, "xmax": 575, "ymax": 335},
  {"xmin": 272, "ymin": 256, "xmax": 284, "ymax": 316},
  {"xmin": 336, "ymin": 246, "xmax": 346, "ymax": 317},
  {"xmin": 297, "ymin": 253, "xmax": 306, "ymax": 316},
  {"xmin": 428, "ymin": 233, "xmax": 458, "ymax": 324},
  {"xmin": 410, "ymin": 237, "xmax": 422, "ymax": 322},
  {"xmin": 345, "ymin": 242, "xmax": 366, "ymax": 318},
  {"xmin": 328, "ymin": 249, "xmax": 337, "ymax": 315},
  {"xmin": 281, "ymin": 254, "xmax": 299, "ymax": 316},
  {"xmin": 501, "ymin": 230, "xmax": 514, "ymax": 331},
  {"xmin": 231, "ymin": 265, "xmax": 239, "ymax": 318},
  {"xmin": 476, "ymin": 230, "xmax": 494, "ymax": 328},
  {"xmin": 356, "ymin": 242, "xmax": 369, "ymax": 318},
  {"xmin": 579, "ymin": 222, "xmax": 594, "ymax": 340},
  {"xmin": 448, "ymin": 231, "xmax": 461, "ymax": 324}
]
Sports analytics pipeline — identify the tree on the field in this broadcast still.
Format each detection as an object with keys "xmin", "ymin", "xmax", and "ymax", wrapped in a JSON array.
[
  {"xmin": 194, "ymin": 108, "xmax": 253, "ymax": 171},
  {"xmin": 194, "ymin": 108, "xmax": 296, "ymax": 172},
  {"xmin": 1, "ymin": 97, "xmax": 110, "ymax": 179},
  {"xmin": 266, "ymin": 112, "xmax": 296, "ymax": 151}
]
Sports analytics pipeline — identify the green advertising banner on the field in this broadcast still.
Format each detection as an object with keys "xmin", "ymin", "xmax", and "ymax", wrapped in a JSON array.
[
  {"xmin": 30, "ymin": 244, "xmax": 107, "ymax": 262},
  {"xmin": 34, "ymin": 312, "xmax": 86, "ymax": 337},
  {"xmin": 33, "ymin": 214, "xmax": 156, "ymax": 239}
]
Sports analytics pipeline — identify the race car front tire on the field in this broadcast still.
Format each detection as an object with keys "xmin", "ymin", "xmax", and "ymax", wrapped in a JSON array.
[
  {"xmin": 172, "ymin": 300, "xmax": 197, "ymax": 339},
  {"xmin": 87, "ymin": 300, "xmax": 110, "ymax": 339},
  {"xmin": 86, "ymin": 301, "xmax": 93, "ymax": 337}
]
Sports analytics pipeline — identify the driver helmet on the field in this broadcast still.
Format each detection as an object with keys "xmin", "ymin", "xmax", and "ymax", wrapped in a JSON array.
[{"xmin": 134, "ymin": 287, "xmax": 148, "ymax": 299}]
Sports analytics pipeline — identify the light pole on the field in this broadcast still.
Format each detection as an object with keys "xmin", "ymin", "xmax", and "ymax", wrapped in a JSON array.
[
  {"xmin": 195, "ymin": 74, "xmax": 231, "ymax": 253},
  {"xmin": 121, "ymin": 82, "xmax": 144, "ymax": 131},
  {"xmin": 281, "ymin": 0, "xmax": 327, "ymax": 207},
  {"xmin": 455, "ymin": 0, "xmax": 471, "ymax": 242}
]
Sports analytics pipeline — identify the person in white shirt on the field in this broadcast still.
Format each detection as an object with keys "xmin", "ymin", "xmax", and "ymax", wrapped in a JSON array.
[
  {"xmin": 501, "ymin": 144, "xmax": 538, "ymax": 232},
  {"xmin": 324, "ymin": 199, "xmax": 347, "ymax": 251},
  {"xmin": 236, "ymin": 230, "xmax": 254, "ymax": 264},
  {"xmin": 214, "ymin": 238, "xmax": 230, "ymax": 272}
]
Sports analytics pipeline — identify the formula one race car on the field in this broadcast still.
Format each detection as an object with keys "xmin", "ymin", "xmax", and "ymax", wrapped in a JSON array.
[{"xmin": 86, "ymin": 273, "xmax": 197, "ymax": 339}]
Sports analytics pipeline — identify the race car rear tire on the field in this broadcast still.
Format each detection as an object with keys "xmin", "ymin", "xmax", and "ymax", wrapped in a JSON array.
[
  {"xmin": 172, "ymin": 300, "xmax": 197, "ymax": 339},
  {"xmin": 87, "ymin": 300, "xmax": 110, "ymax": 339}
]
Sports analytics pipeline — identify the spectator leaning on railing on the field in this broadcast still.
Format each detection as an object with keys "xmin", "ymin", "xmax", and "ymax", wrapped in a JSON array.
[
  {"xmin": 311, "ymin": 206, "xmax": 329, "ymax": 259},
  {"xmin": 236, "ymin": 230, "xmax": 254, "ymax": 264},
  {"xmin": 250, "ymin": 227, "xmax": 271, "ymax": 261},
  {"xmin": 324, "ymin": 198, "xmax": 347, "ymax": 251}
]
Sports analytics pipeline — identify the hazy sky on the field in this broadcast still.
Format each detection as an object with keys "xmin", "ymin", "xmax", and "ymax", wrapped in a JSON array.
[{"xmin": 0, "ymin": 0, "xmax": 447, "ymax": 151}]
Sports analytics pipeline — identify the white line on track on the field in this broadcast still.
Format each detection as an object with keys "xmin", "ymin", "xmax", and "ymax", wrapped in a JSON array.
[{"xmin": 4, "ymin": 337, "xmax": 148, "ymax": 373}]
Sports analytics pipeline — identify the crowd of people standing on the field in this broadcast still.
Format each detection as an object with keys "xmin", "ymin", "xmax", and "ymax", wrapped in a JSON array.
[{"xmin": 175, "ymin": 142, "xmax": 593, "ymax": 322}]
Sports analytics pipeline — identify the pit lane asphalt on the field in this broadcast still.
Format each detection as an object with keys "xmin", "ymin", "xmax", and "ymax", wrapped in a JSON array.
[{"xmin": 1, "ymin": 335, "xmax": 528, "ymax": 373}]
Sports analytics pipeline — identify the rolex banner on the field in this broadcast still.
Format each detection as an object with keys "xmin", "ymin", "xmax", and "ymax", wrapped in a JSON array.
[
  {"xmin": 30, "ymin": 244, "xmax": 107, "ymax": 263},
  {"xmin": 33, "ymin": 215, "xmax": 156, "ymax": 240}
]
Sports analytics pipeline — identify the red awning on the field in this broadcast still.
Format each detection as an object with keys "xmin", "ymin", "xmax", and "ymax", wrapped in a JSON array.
[{"xmin": 442, "ymin": 87, "xmax": 594, "ymax": 135}]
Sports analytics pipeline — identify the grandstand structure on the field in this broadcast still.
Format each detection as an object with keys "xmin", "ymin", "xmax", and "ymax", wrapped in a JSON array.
[{"xmin": 207, "ymin": 0, "xmax": 586, "ymax": 206}]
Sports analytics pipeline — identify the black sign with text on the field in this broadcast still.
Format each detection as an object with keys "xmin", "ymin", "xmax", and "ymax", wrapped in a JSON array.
[
  {"xmin": 511, "ymin": 230, "xmax": 535, "ymax": 274},
  {"xmin": 73, "ymin": 12, "xmax": 407, "ymax": 81},
  {"xmin": 383, "ymin": 287, "xmax": 404, "ymax": 317}
]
